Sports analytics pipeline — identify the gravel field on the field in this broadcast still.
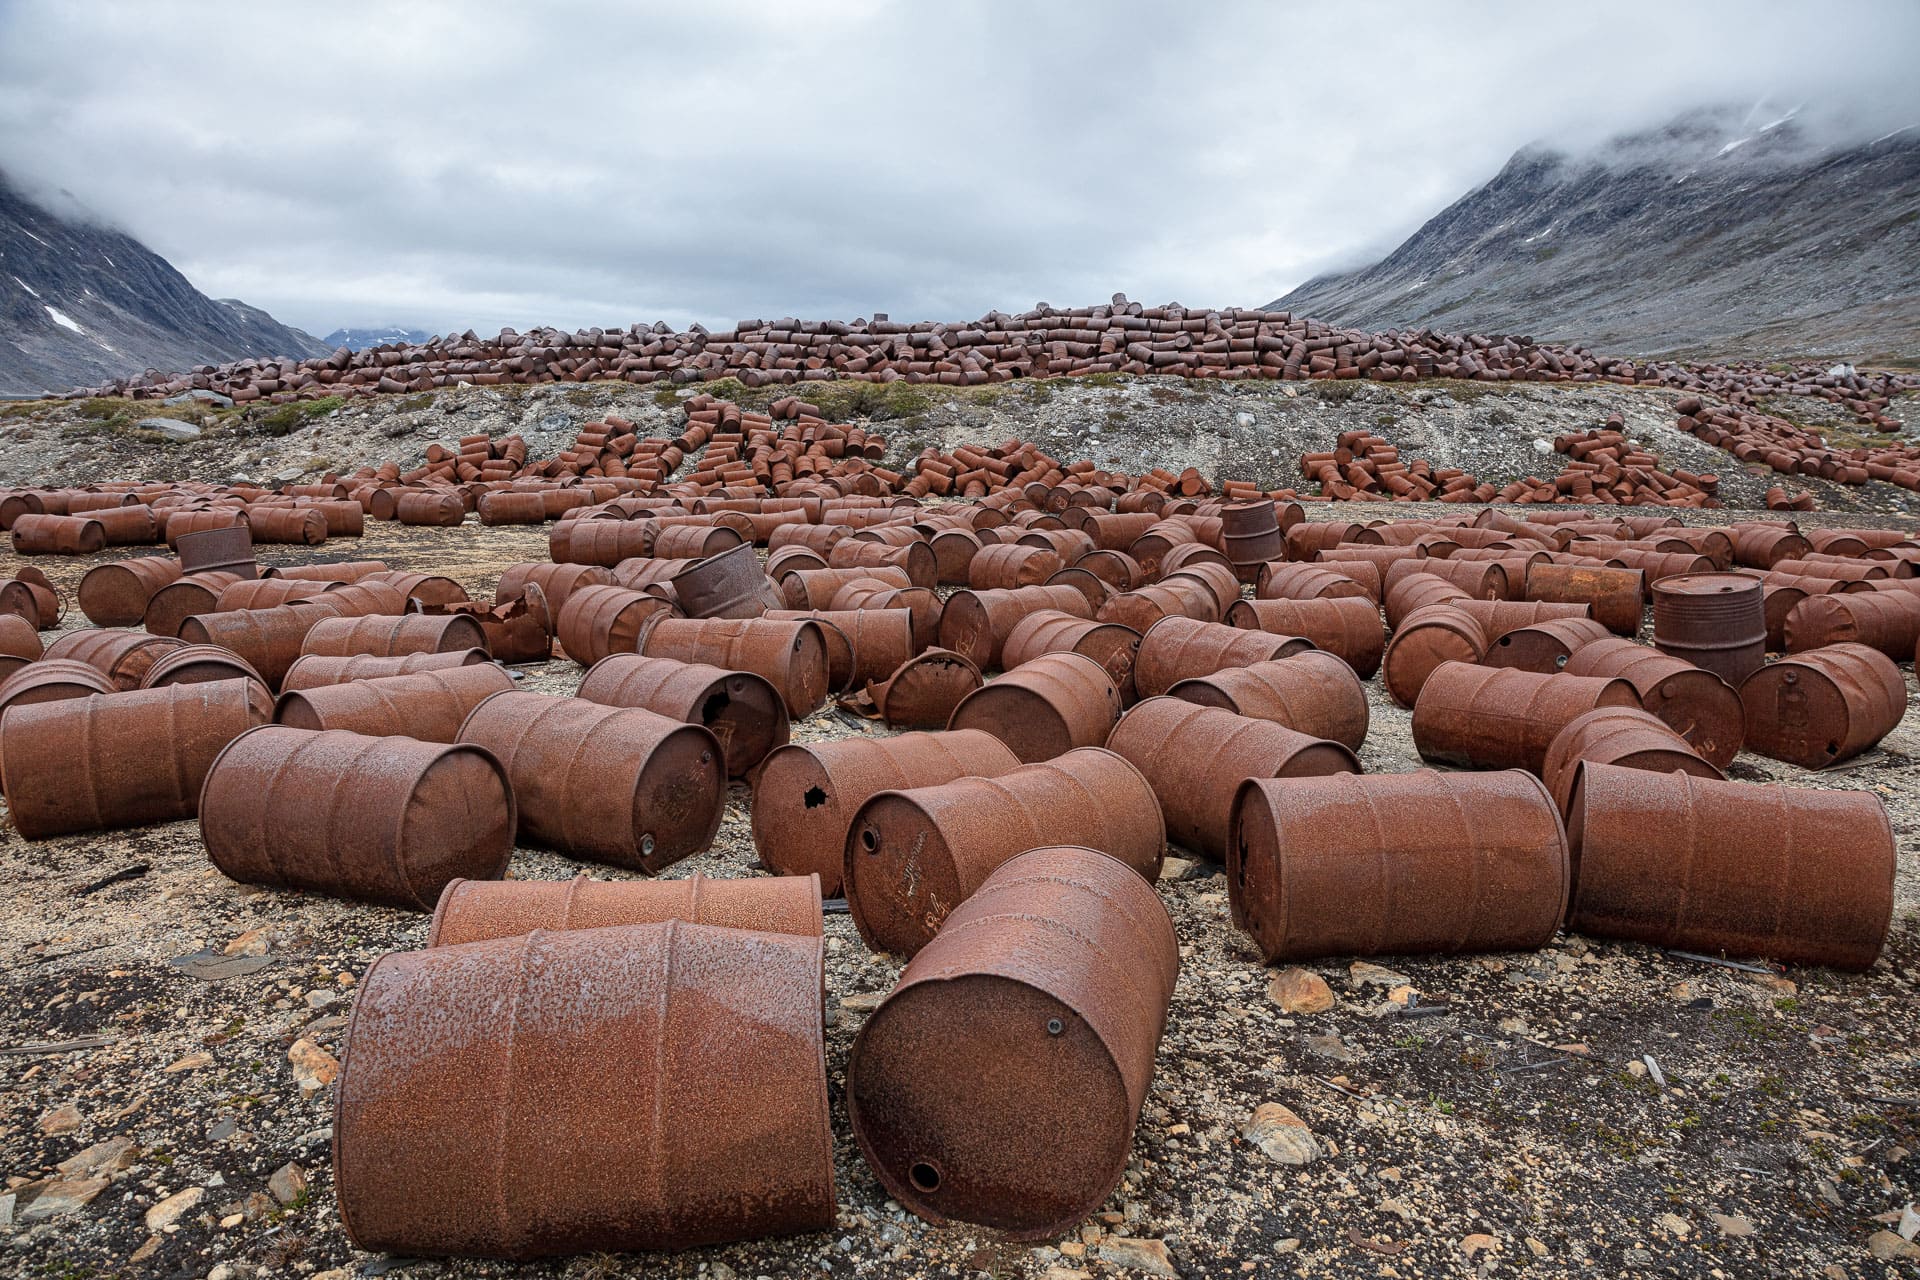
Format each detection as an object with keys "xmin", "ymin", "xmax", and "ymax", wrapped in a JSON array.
[{"xmin": 1, "ymin": 380, "xmax": 1918, "ymax": 1280}]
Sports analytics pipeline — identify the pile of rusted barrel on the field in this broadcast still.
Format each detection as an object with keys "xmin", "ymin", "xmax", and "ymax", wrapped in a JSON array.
[{"xmin": 0, "ymin": 477, "xmax": 1911, "ymax": 1262}]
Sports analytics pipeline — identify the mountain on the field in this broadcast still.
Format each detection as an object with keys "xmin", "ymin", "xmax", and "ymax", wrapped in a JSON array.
[
  {"xmin": 0, "ymin": 170, "xmax": 329, "ymax": 393},
  {"xmin": 1272, "ymin": 109, "xmax": 1920, "ymax": 361},
  {"xmin": 321, "ymin": 326, "xmax": 434, "ymax": 349}
]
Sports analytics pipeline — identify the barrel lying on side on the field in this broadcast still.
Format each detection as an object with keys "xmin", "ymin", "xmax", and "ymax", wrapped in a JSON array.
[
  {"xmin": 1412, "ymin": 662, "xmax": 1640, "ymax": 774},
  {"xmin": 945, "ymin": 651, "xmax": 1122, "ymax": 763},
  {"xmin": 274, "ymin": 664, "xmax": 515, "ymax": 742},
  {"xmin": 1541, "ymin": 706, "xmax": 1723, "ymax": 820},
  {"xmin": 577, "ymin": 653, "xmax": 788, "ymax": 777},
  {"xmin": 1738, "ymin": 643, "xmax": 1907, "ymax": 768},
  {"xmin": 426, "ymin": 872, "xmax": 823, "ymax": 947},
  {"xmin": 1166, "ymin": 650, "xmax": 1369, "ymax": 751}
]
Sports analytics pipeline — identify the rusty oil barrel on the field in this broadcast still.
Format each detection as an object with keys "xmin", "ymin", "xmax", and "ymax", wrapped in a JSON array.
[
  {"xmin": 1382, "ymin": 558, "xmax": 1508, "ymax": 602},
  {"xmin": 494, "ymin": 562, "xmax": 614, "ymax": 612},
  {"xmin": 143, "ymin": 572, "xmax": 242, "ymax": 637},
  {"xmin": 333, "ymin": 920, "xmax": 834, "ymax": 1258},
  {"xmin": 670, "ymin": 542, "xmax": 784, "ymax": 619},
  {"xmin": 844, "ymin": 747, "xmax": 1163, "ymax": 956},
  {"xmin": 636, "ymin": 617, "xmax": 829, "ymax": 718},
  {"xmin": 274, "ymin": 663, "xmax": 516, "ymax": 742},
  {"xmin": 245, "ymin": 506, "xmax": 327, "ymax": 545},
  {"xmin": 1166, "ymin": 650, "xmax": 1368, "ymax": 751},
  {"xmin": 214, "ymin": 577, "xmax": 334, "ymax": 611},
  {"xmin": 1227, "ymin": 769, "xmax": 1568, "ymax": 962},
  {"xmin": 140, "ymin": 645, "xmax": 274, "ymax": 715},
  {"xmin": 938, "ymin": 584, "xmax": 1092, "ymax": 671},
  {"xmin": 0, "ymin": 659, "xmax": 117, "ymax": 721},
  {"xmin": 0, "ymin": 680, "xmax": 268, "ymax": 838},
  {"xmin": 945, "ymin": 651, "xmax": 1122, "ymax": 763},
  {"xmin": 1001, "ymin": 610, "xmax": 1141, "ymax": 701},
  {"xmin": 823, "ymin": 579, "xmax": 942, "ymax": 653},
  {"xmin": 175, "ymin": 524, "xmax": 257, "ymax": 578},
  {"xmin": 1411, "ymin": 662, "xmax": 1641, "ymax": 774},
  {"xmin": 44, "ymin": 629, "xmax": 186, "ymax": 690},
  {"xmin": 1106, "ymin": 697, "xmax": 1357, "ymax": 860},
  {"xmin": 1384, "ymin": 573, "xmax": 1471, "ymax": 630},
  {"xmin": 280, "ymin": 649, "xmax": 491, "ymax": 691},
  {"xmin": 1541, "ymin": 705, "xmax": 1724, "ymax": 819},
  {"xmin": 178, "ymin": 605, "xmax": 332, "ymax": 690},
  {"xmin": 554, "ymin": 584, "xmax": 672, "ymax": 667},
  {"xmin": 862, "ymin": 649, "xmax": 983, "ymax": 728},
  {"xmin": 777, "ymin": 565, "xmax": 912, "ymax": 610},
  {"xmin": 1480, "ymin": 616, "xmax": 1612, "ymax": 674},
  {"xmin": 78, "ymin": 557, "xmax": 183, "ymax": 626},
  {"xmin": 395, "ymin": 490, "xmax": 466, "ymax": 527},
  {"xmin": 1650, "ymin": 573, "xmax": 1767, "ymax": 685},
  {"xmin": 1738, "ymin": 643, "xmax": 1908, "ymax": 768},
  {"xmin": 1524, "ymin": 562, "xmax": 1644, "ymax": 636},
  {"xmin": 301, "ymin": 613, "xmax": 489, "ymax": 660},
  {"xmin": 1220, "ymin": 499, "xmax": 1286, "ymax": 581},
  {"xmin": 0, "ymin": 615, "xmax": 42, "ymax": 681},
  {"xmin": 1132, "ymin": 615, "xmax": 1313, "ymax": 699},
  {"xmin": 426, "ymin": 872, "xmax": 823, "ymax": 947},
  {"xmin": 1094, "ymin": 577, "xmax": 1221, "ymax": 633},
  {"xmin": 577, "ymin": 653, "xmax": 788, "ymax": 778},
  {"xmin": 361, "ymin": 571, "xmax": 469, "ymax": 608},
  {"xmin": 847, "ymin": 846, "xmax": 1176, "ymax": 1240},
  {"xmin": 1256, "ymin": 562, "xmax": 1371, "ymax": 602},
  {"xmin": 766, "ymin": 608, "xmax": 916, "ymax": 691},
  {"xmin": 1783, "ymin": 590, "xmax": 1920, "ymax": 661},
  {"xmin": 1225, "ymin": 596, "xmax": 1383, "ymax": 679},
  {"xmin": 457, "ymin": 691, "xmax": 724, "ymax": 872},
  {"xmin": 1567, "ymin": 764, "xmax": 1893, "ymax": 970},
  {"xmin": 0, "ymin": 570, "xmax": 62, "ymax": 629},
  {"xmin": 201, "ymin": 726, "xmax": 514, "ymax": 908},
  {"xmin": 1561, "ymin": 637, "xmax": 1743, "ymax": 768},
  {"xmin": 750, "ymin": 729, "xmax": 1020, "ymax": 896},
  {"xmin": 1380, "ymin": 605, "xmax": 1488, "ymax": 709},
  {"xmin": 10, "ymin": 514, "xmax": 105, "ymax": 555}
]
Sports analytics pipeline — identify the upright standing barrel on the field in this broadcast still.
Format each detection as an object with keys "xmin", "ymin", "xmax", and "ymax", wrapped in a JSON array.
[{"xmin": 1651, "ymin": 573, "xmax": 1766, "ymax": 685}]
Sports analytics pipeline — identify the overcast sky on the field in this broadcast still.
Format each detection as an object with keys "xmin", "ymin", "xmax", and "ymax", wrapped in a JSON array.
[{"xmin": 2, "ymin": 0, "xmax": 1916, "ymax": 338}]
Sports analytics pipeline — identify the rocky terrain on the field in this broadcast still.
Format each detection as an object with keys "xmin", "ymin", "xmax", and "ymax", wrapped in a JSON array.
[
  {"xmin": 0, "ymin": 519, "xmax": 1915, "ymax": 1280},
  {"xmin": 0, "ymin": 170, "xmax": 328, "ymax": 395},
  {"xmin": 1273, "ymin": 109, "xmax": 1920, "ymax": 362}
]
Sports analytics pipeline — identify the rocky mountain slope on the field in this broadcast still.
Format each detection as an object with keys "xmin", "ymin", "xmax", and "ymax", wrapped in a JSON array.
[
  {"xmin": 1272, "ymin": 109, "xmax": 1920, "ymax": 361},
  {"xmin": 319, "ymin": 326, "xmax": 431, "ymax": 349},
  {"xmin": 0, "ymin": 171, "xmax": 328, "ymax": 394}
]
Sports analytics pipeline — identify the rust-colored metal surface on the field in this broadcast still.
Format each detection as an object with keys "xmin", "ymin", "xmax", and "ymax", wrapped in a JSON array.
[
  {"xmin": 847, "ymin": 845, "xmax": 1177, "ymax": 1239},
  {"xmin": 767, "ymin": 607, "xmax": 916, "ymax": 690},
  {"xmin": 364, "ymin": 571, "xmax": 471, "ymax": 608},
  {"xmin": 245, "ymin": 506, "xmax": 328, "ymax": 545},
  {"xmin": 333, "ymin": 920, "xmax": 835, "ymax": 1258},
  {"xmin": 1094, "ymin": 576, "xmax": 1221, "ymax": 633},
  {"xmin": 1382, "ymin": 557, "xmax": 1508, "ymax": 602},
  {"xmin": 1166, "ymin": 650, "xmax": 1369, "ymax": 750},
  {"xmin": 175, "ymin": 524, "xmax": 258, "ymax": 578},
  {"xmin": 636, "ymin": 617, "xmax": 828, "ymax": 718},
  {"xmin": 1738, "ymin": 643, "xmax": 1908, "ymax": 768},
  {"xmin": 824, "ymin": 580, "xmax": 943, "ymax": 653},
  {"xmin": 844, "ymin": 747, "xmax": 1164, "ymax": 956},
  {"xmin": 938, "ymin": 585, "xmax": 1092, "ymax": 670},
  {"xmin": 1228, "ymin": 770, "xmax": 1569, "ymax": 962},
  {"xmin": 495, "ymin": 562, "xmax": 614, "ymax": 612},
  {"xmin": 671, "ymin": 542, "xmax": 785, "ymax": 619},
  {"xmin": 1380, "ymin": 605, "xmax": 1487, "ymax": 709},
  {"xmin": 426, "ymin": 872, "xmax": 823, "ymax": 946},
  {"xmin": 1220, "ymin": 499, "xmax": 1286, "ymax": 581},
  {"xmin": 272, "ymin": 560, "xmax": 390, "ymax": 584},
  {"xmin": 274, "ymin": 663, "xmax": 516, "ymax": 742},
  {"xmin": 1164, "ymin": 561, "xmax": 1242, "ymax": 615},
  {"xmin": 1256, "ymin": 562, "xmax": 1371, "ymax": 602},
  {"xmin": 1567, "ymin": 764, "xmax": 1894, "ymax": 971},
  {"xmin": 1481, "ymin": 616, "xmax": 1613, "ymax": 674},
  {"xmin": 778, "ymin": 565, "xmax": 912, "ymax": 610},
  {"xmin": 1132, "ymin": 615, "xmax": 1313, "ymax": 700},
  {"xmin": 1561, "ymin": 637, "xmax": 1743, "ymax": 768},
  {"xmin": 301, "ymin": 613, "xmax": 490, "ymax": 660},
  {"xmin": 1651, "ymin": 572, "xmax": 1768, "ymax": 685},
  {"xmin": 577, "ymin": 652, "xmax": 788, "ymax": 777},
  {"xmin": 456, "ymin": 691, "xmax": 724, "ymax": 872},
  {"xmin": 141, "ymin": 573, "xmax": 240, "ymax": 641},
  {"xmin": 1411, "ymin": 662, "xmax": 1641, "ymax": 774},
  {"xmin": 177, "ymin": 606, "xmax": 333, "ymax": 690},
  {"xmin": 421, "ymin": 590, "xmax": 551, "ymax": 665},
  {"xmin": 0, "ymin": 569, "xmax": 64, "ymax": 629},
  {"xmin": 750, "ymin": 729, "xmax": 1020, "ymax": 896},
  {"xmin": 1729, "ymin": 524, "xmax": 1812, "ymax": 570},
  {"xmin": 280, "ymin": 649, "xmax": 491, "ymax": 690},
  {"xmin": 1001, "ymin": 609, "xmax": 1142, "ymax": 701},
  {"xmin": 1783, "ymin": 590, "xmax": 1920, "ymax": 661},
  {"xmin": 831, "ymin": 537, "xmax": 937, "ymax": 587},
  {"xmin": 946, "ymin": 651, "xmax": 1122, "ymax": 763},
  {"xmin": 1383, "ymin": 573, "xmax": 1471, "ymax": 630},
  {"xmin": 43, "ymin": 628, "xmax": 187, "ymax": 690},
  {"xmin": 1524, "ymin": 562, "xmax": 1644, "ymax": 636},
  {"xmin": 202, "ymin": 726, "xmax": 514, "ymax": 908},
  {"xmin": 864, "ymin": 649, "xmax": 984, "ymax": 728},
  {"xmin": 1540, "ymin": 705, "xmax": 1723, "ymax": 819},
  {"xmin": 140, "ymin": 644, "xmax": 274, "ymax": 718},
  {"xmin": 1076, "ymin": 548, "xmax": 1144, "ymax": 592},
  {"xmin": 0, "ymin": 680, "xmax": 268, "ymax": 839},
  {"xmin": 0, "ymin": 615, "xmax": 43, "ymax": 680},
  {"xmin": 77, "ymin": 556, "xmax": 183, "ymax": 627},
  {"xmin": 0, "ymin": 658, "xmax": 117, "ymax": 721},
  {"xmin": 1225, "ymin": 596, "xmax": 1383, "ymax": 679},
  {"xmin": 554, "ymin": 584, "xmax": 672, "ymax": 667},
  {"xmin": 213, "ymin": 577, "xmax": 333, "ymax": 612},
  {"xmin": 11, "ymin": 513, "xmax": 106, "ymax": 555},
  {"xmin": 1107, "ymin": 697, "xmax": 1358, "ymax": 860}
]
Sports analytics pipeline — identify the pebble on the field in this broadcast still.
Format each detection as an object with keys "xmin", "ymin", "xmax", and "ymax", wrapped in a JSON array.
[
  {"xmin": 1459, "ymin": 1233, "xmax": 1498, "ymax": 1258},
  {"xmin": 1095, "ymin": 1236, "xmax": 1179, "ymax": 1276},
  {"xmin": 146, "ymin": 1185, "xmax": 205, "ymax": 1232},
  {"xmin": 287, "ymin": 1038, "xmax": 339, "ymax": 1098},
  {"xmin": 165, "ymin": 1050, "xmax": 214, "ymax": 1073},
  {"xmin": 1241, "ymin": 1103, "xmax": 1321, "ymax": 1166},
  {"xmin": 55, "ymin": 1136, "xmax": 137, "ymax": 1178},
  {"xmin": 36, "ymin": 1103, "xmax": 81, "ymax": 1135},
  {"xmin": 1869, "ymin": 1230, "xmax": 1920, "ymax": 1261},
  {"xmin": 1266, "ymin": 968, "xmax": 1333, "ymax": 1014},
  {"xmin": 18, "ymin": 1178, "xmax": 110, "ymax": 1221},
  {"xmin": 1710, "ymin": 1213, "xmax": 1754, "ymax": 1237},
  {"xmin": 268, "ymin": 1162, "xmax": 308, "ymax": 1206},
  {"xmin": 1656, "ymin": 1212, "xmax": 1690, "ymax": 1238},
  {"xmin": 1348, "ymin": 960, "xmax": 1408, "ymax": 989}
]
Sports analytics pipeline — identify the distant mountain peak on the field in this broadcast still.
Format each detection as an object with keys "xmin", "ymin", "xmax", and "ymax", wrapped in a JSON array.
[{"xmin": 320, "ymin": 326, "xmax": 435, "ymax": 350}]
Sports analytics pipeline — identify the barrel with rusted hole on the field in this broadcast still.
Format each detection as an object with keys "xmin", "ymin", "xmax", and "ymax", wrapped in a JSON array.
[
  {"xmin": 1166, "ymin": 650, "xmax": 1368, "ymax": 751},
  {"xmin": 636, "ymin": 617, "xmax": 828, "ymax": 718},
  {"xmin": 426, "ymin": 872, "xmax": 823, "ymax": 947},
  {"xmin": 1001, "ymin": 610, "xmax": 1142, "ymax": 701},
  {"xmin": 1107, "ymin": 697, "xmax": 1358, "ymax": 860},
  {"xmin": 1783, "ymin": 590, "xmax": 1920, "ymax": 661},
  {"xmin": 78, "ymin": 557, "xmax": 182, "ymax": 627},
  {"xmin": 1380, "ymin": 605, "xmax": 1487, "ymax": 709},
  {"xmin": 750, "ymin": 729, "xmax": 1021, "ymax": 897},
  {"xmin": 1094, "ymin": 577, "xmax": 1221, "ymax": 633},
  {"xmin": 280, "ymin": 649, "xmax": 491, "ymax": 691},
  {"xmin": 10, "ymin": 514, "xmax": 105, "ymax": 555},
  {"xmin": 554, "ymin": 584, "xmax": 671, "ymax": 667},
  {"xmin": 1738, "ymin": 643, "xmax": 1908, "ymax": 769},
  {"xmin": 333, "ymin": 921, "xmax": 834, "ymax": 1258},
  {"xmin": 1481, "ymin": 617, "xmax": 1613, "ymax": 675},
  {"xmin": 0, "ymin": 680, "xmax": 268, "ymax": 838},
  {"xmin": 274, "ymin": 664, "xmax": 515, "ymax": 743},
  {"xmin": 844, "ymin": 747, "xmax": 1163, "ymax": 956},
  {"xmin": 44, "ymin": 629, "xmax": 186, "ymax": 691},
  {"xmin": 300, "ymin": 613, "xmax": 489, "ymax": 660},
  {"xmin": 1524, "ymin": 563, "xmax": 1644, "ymax": 636},
  {"xmin": 578, "ymin": 653, "xmax": 788, "ymax": 778},
  {"xmin": 945, "ymin": 651, "xmax": 1122, "ymax": 763},
  {"xmin": 0, "ymin": 658, "xmax": 117, "ymax": 723},
  {"xmin": 1132, "ymin": 615, "xmax": 1313, "ymax": 700},
  {"xmin": 1651, "ymin": 573, "xmax": 1767, "ymax": 686},
  {"xmin": 1541, "ymin": 705, "xmax": 1723, "ymax": 820},
  {"xmin": 1228, "ymin": 769, "xmax": 1569, "ymax": 961},
  {"xmin": 767, "ymin": 608, "xmax": 915, "ymax": 691},
  {"xmin": 202, "ymin": 726, "xmax": 514, "ymax": 908},
  {"xmin": 1225, "ymin": 597, "xmax": 1383, "ymax": 679},
  {"xmin": 1412, "ymin": 662, "xmax": 1641, "ymax": 774},
  {"xmin": 456, "ymin": 691, "xmax": 723, "ymax": 872},
  {"xmin": 495, "ymin": 562, "xmax": 613, "ymax": 611},
  {"xmin": 1561, "ymin": 637, "xmax": 1743, "ymax": 768},
  {"xmin": 176, "ymin": 524, "xmax": 257, "ymax": 578},
  {"xmin": 848, "ymin": 846, "xmax": 1176, "ymax": 1240},
  {"xmin": 671, "ymin": 542, "xmax": 783, "ymax": 619},
  {"xmin": 1567, "ymin": 764, "xmax": 1893, "ymax": 970},
  {"xmin": 938, "ymin": 585, "xmax": 1092, "ymax": 671},
  {"xmin": 867, "ymin": 649, "xmax": 983, "ymax": 728}
]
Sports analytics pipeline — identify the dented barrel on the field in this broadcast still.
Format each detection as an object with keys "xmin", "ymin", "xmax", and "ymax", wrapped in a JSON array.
[
  {"xmin": 280, "ymin": 649, "xmax": 491, "ymax": 690},
  {"xmin": 1739, "ymin": 643, "xmax": 1908, "ymax": 768},
  {"xmin": 577, "ymin": 653, "xmax": 788, "ymax": 777},
  {"xmin": 274, "ymin": 663, "xmax": 515, "ymax": 742},
  {"xmin": 1132, "ymin": 616, "xmax": 1313, "ymax": 699},
  {"xmin": 1541, "ymin": 705, "xmax": 1724, "ymax": 820},
  {"xmin": 1167, "ymin": 650, "xmax": 1368, "ymax": 751},
  {"xmin": 426, "ymin": 872, "xmax": 824, "ymax": 947},
  {"xmin": 945, "ymin": 651, "xmax": 1122, "ymax": 763},
  {"xmin": 636, "ymin": 617, "xmax": 828, "ymax": 718}
]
